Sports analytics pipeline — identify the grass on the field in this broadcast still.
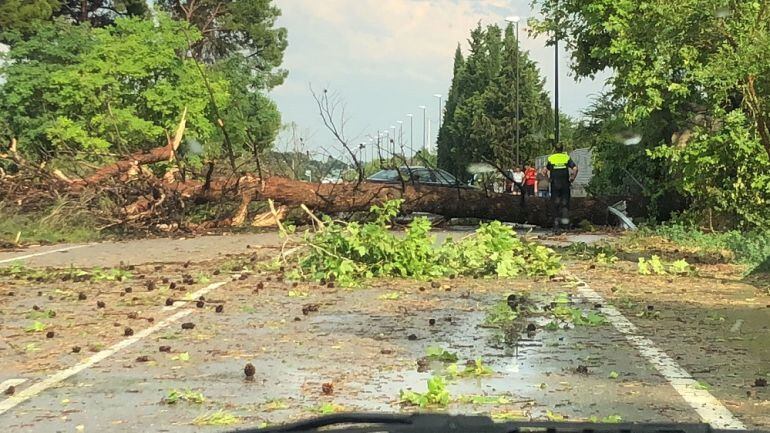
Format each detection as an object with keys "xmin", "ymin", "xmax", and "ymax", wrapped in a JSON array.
[
  {"xmin": 0, "ymin": 200, "xmax": 101, "ymax": 246},
  {"xmin": 192, "ymin": 410, "xmax": 239, "ymax": 426},
  {"xmin": 164, "ymin": 389, "xmax": 205, "ymax": 404},
  {"xmin": 446, "ymin": 359, "xmax": 495, "ymax": 378},
  {"xmin": 629, "ymin": 224, "xmax": 770, "ymax": 271},
  {"xmin": 312, "ymin": 403, "xmax": 346, "ymax": 414},
  {"xmin": 456, "ymin": 394, "xmax": 512, "ymax": 405}
]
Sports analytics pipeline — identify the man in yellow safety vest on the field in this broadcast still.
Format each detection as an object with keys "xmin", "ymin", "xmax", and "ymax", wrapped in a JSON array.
[{"xmin": 546, "ymin": 145, "xmax": 579, "ymax": 231}]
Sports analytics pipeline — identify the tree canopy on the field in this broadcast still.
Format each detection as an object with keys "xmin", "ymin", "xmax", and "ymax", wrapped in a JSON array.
[
  {"xmin": 437, "ymin": 23, "xmax": 554, "ymax": 179},
  {"xmin": 533, "ymin": 0, "xmax": 770, "ymax": 228},
  {"xmin": 0, "ymin": 1, "xmax": 287, "ymax": 171}
]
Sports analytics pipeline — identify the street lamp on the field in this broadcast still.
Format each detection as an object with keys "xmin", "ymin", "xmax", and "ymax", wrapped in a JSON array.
[
  {"xmin": 506, "ymin": 15, "xmax": 521, "ymax": 166},
  {"xmin": 406, "ymin": 113, "xmax": 414, "ymax": 159},
  {"xmin": 379, "ymin": 131, "xmax": 388, "ymax": 162},
  {"xmin": 433, "ymin": 94, "xmax": 442, "ymax": 153},
  {"xmin": 390, "ymin": 125, "xmax": 396, "ymax": 155},
  {"xmin": 396, "ymin": 120, "xmax": 404, "ymax": 156},
  {"xmin": 418, "ymin": 105, "xmax": 427, "ymax": 152},
  {"xmin": 553, "ymin": 3, "xmax": 560, "ymax": 146}
]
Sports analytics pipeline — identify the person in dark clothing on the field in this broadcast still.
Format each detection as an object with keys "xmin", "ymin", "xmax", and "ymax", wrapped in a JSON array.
[{"xmin": 545, "ymin": 146, "xmax": 578, "ymax": 230}]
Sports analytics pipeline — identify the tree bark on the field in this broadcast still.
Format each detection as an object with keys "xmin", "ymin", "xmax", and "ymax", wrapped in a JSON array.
[
  {"xmin": 240, "ymin": 177, "xmax": 637, "ymax": 227},
  {"xmin": 154, "ymin": 174, "xmax": 637, "ymax": 227}
]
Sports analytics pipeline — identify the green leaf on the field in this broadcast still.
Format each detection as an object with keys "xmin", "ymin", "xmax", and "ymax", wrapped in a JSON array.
[
  {"xmin": 25, "ymin": 320, "xmax": 47, "ymax": 332},
  {"xmin": 426, "ymin": 346, "xmax": 459, "ymax": 363}
]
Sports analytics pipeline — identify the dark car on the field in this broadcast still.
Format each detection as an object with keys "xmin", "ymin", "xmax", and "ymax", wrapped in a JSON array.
[{"xmin": 366, "ymin": 166, "xmax": 477, "ymax": 189}]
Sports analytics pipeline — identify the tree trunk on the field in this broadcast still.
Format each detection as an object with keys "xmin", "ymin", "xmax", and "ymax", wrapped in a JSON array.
[{"xmin": 241, "ymin": 177, "xmax": 636, "ymax": 227}]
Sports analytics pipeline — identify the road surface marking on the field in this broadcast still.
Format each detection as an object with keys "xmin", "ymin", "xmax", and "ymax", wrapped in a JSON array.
[
  {"xmin": 0, "ymin": 278, "xmax": 232, "ymax": 416},
  {"xmin": 162, "ymin": 281, "xmax": 229, "ymax": 311},
  {"xmin": 0, "ymin": 379, "xmax": 26, "ymax": 391},
  {"xmin": 0, "ymin": 244, "xmax": 91, "ymax": 265},
  {"xmin": 572, "ymin": 276, "xmax": 746, "ymax": 430}
]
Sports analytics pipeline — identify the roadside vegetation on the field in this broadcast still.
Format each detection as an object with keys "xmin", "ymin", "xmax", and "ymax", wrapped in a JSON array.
[{"xmin": 289, "ymin": 200, "xmax": 562, "ymax": 286}]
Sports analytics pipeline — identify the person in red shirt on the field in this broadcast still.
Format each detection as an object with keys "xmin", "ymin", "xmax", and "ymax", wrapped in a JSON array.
[{"xmin": 524, "ymin": 164, "xmax": 537, "ymax": 196}]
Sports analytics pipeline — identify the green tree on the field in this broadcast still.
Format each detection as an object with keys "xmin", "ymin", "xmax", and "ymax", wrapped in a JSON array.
[
  {"xmin": 532, "ymin": 0, "xmax": 770, "ymax": 153},
  {"xmin": 436, "ymin": 23, "xmax": 553, "ymax": 179},
  {"xmin": 477, "ymin": 24, "xmax": 553, "ymax": 166},
  {"xmin": 0, "ymin": 15, "xmax": 227, "ymax": 160},
  {"xmin": 214, "ymin": 55, "xmax": 282, "ymax": 169},
  {"xmin": 0, "ymin": 0, "xmax": 60, "ymax": 42},
  {"xmin": 57, "ymin": 0, "xmax": 149, "ymax": 27},
  {"xmin": 437, "ymin": 44, "xmax": 465, "ymax": 175},
  {"xmin": 0, "ymin": 0, "xmax": 149, "ymax": 43},
  {"xmin": 156, "ymin": 0, "xmax": 287, "ymax": 90},
  {"xmin": 532, "ymin": 0, "xmax": 770, "ymax": 228},
  {"xmin": 156, "ymin": 0, "xmax": 288, "ymax": 169}
]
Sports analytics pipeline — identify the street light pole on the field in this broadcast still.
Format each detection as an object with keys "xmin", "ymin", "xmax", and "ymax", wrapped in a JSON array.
[
  {"xmin": 397, "ymin": 120, "xmax": 404, "ymax": 156},
  {"xmin": 390, "ymin": 125, "xmax": 396, "ymax": 156},
  {"xmin": 433, "ymin": 94, "xmax": 442, "ymax": 154},
  {"xmin": 418, "ymin": 105, "xmax": 427, "ymax": 152},
  {"xmin": 554, "ymin": 2, "xmax": 560, "ymax": 146},
  {"xmin": 506, "ymin": 15, "xmax": 521, "ymax": 166},
  {"xmin": 406, "ymin": 114, "xmax": 414, "ymax": 160}
]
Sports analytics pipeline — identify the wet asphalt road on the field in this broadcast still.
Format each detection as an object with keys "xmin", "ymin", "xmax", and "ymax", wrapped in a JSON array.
[{"xmin": 0, "ymin": 231, "xmax": 761, "ymax": 432}]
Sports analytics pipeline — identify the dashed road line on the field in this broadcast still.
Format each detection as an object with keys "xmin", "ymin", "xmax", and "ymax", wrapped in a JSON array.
[
  {"xmin": 0, "ymin": 379, "xmax": 26, "ymax": 391},
  {"xmin": 162, "ymin": 281, "xmax": 229, "ymax": 311},
  {"xmin": 572, "ymin": 275, "xmax": 746, "ymax": 430},
  {"xmin": 0, "ymin": 245, "xmax": 301, "ymax": 415},
  {"xmin": 0, "ymin": 278, "xmax": 231, "ymax": 416},
  {"xmin": 0, "ymin": 244, "xmax": 92, "ymax": 265}
]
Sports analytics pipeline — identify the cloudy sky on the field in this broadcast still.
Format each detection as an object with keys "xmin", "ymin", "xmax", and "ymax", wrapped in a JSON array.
[{"xmin": 270, "ymin": 0, "xmax": 611, "ymax": 157}]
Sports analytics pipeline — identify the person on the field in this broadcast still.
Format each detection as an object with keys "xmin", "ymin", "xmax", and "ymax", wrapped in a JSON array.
[
  {"xmin": 546, "ymin": 145, "xmax": 578, "ymax": 230},
  {"xmin": 524, "ymin": 164, "xmax": 537, "ymax": 196},
  {"xmin": 536, "ymin": 167, "xmax": 550, "ymax": 198},
  {"xmin": 511, "ymin": 166, "xmax": 525, "ymax": 197}
]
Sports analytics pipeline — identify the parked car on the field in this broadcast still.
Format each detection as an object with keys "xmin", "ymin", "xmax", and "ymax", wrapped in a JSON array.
[
  {"xmin": 469, "ymin": 171, "xmax": 508, "ymax": 193},
  {"xmin": 366, "ymin": 166, "xmax": 478, "ymax": 189}
]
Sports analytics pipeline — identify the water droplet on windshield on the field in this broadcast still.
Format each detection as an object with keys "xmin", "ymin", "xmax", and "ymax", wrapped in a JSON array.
[
  {"xmin": 715, "ymin": 6, "xmax": 732, "ymax": 18},
  {"xmin": 615, "ymin": 132, "xmax": 643, "ymax": 146}
]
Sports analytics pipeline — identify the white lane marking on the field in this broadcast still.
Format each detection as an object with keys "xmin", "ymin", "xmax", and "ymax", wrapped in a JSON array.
[
  {"xmin": 572, "ymin": 277, "xmax": 746, "ymax": 430},
  {"xmin": 0, "ymin": 379, "xmax": 26, "ymax": 390},
  {"xmin": 0, "ymin": 244, "xmax": 91, "ymax": 265},
  {"xmin": 162, "ymin": 281, "xmax": 229, "ymax": 311},
  {"xmin": 0, "ymin": 246, "xmax": 300, "ymax": 415},
  {"xmin": 160, "ymin": 246, "xmax": 302, "ymax": 311},
  {"xmin": 0, "ymin": 309, "xmax": 193, "ymax": 415},
  {"xmin": 0, "ymin": 277, "xmax": 235, "ymax": 416}
]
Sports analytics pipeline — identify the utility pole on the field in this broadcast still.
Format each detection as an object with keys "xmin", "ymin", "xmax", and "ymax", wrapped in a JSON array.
[
  {"xmin": 433, "ymin": 94, "xmax": 442, "ymax": 153},
  {"xmin": 390, "ymin": 125, "xmax": 396, "ymax": 156},
  {"xmin": 554, "ymin": 1, "xmax": 560, "ymax": 146},
  {"xmin": 406, "ymin": 113, "xmax": 414, "ymax": 160},
  {"xmin": 397, "ymin": 120, "xmax": 404, "ymax": 156},
  {"xmin": 418, "ymin": 106, "xmax": 427, "ymax": 152},
  {"xmin": 506, "ymin": 15, "xmax": 521, "ymax": 166}
]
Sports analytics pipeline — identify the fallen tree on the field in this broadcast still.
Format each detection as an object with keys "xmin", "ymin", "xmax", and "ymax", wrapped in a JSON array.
[
  {"xmin": 1, "ymin": 112, "xmax": 640, "ymax": 231},
  {"xmin": 228, "ymin": 176, "xmax": 636, "ymax": 227}
]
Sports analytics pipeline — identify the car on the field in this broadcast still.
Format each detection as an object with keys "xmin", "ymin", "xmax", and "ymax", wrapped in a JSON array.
[{"xmin": 366, "ymin": 166, "xmax": 478, "ymax": 189}]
